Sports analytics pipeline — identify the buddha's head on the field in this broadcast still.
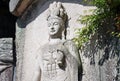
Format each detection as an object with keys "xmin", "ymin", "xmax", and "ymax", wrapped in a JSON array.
[{"xmin": 47, "ymin": 2, "xmax": 67, "ymax": 39}]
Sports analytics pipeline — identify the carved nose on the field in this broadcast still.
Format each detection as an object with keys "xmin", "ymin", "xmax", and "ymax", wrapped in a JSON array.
[{"xmin": 51, "ymin": 27, "xmax": 54, "ymax": 30}]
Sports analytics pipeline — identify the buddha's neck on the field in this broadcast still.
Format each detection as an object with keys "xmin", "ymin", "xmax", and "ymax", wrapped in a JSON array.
[{"xmin": 49, "ymin": 38, "xmax": 62, "ymax": 44}]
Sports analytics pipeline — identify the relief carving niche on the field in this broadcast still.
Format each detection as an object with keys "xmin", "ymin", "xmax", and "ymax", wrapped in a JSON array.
[
  {"xmin": 9, "ymin": 0, "xmax": 95, "ymax": 81},
  {"xmin": 32, "ymin": 2, "xmax": 82, "ymax": 81}
]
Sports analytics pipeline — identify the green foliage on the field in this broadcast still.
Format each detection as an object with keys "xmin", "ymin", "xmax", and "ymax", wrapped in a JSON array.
[{"xmin": 73, "ymin": 0, "xmax": 120, "ymax": 49}]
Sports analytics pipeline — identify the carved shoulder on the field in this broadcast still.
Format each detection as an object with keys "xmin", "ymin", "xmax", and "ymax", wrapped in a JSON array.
[{"xmin": 63, "ymin": 40, "xmax": 81, "ymax": 66}]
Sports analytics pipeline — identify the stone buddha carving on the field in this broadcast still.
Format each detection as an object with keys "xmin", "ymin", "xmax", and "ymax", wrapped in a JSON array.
[{"xmin": 33, "ymin": 2, "xmax": 81, "ymax": 81}]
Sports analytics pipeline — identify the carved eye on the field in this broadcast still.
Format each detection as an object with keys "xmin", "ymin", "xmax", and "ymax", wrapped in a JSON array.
[{"xmin": 54, "ymin": 22, "xmax": 59, "ymax": 25}]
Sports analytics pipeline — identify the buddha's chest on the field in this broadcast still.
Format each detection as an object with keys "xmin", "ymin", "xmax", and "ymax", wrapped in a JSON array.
[
  {"xmin": 41, "ymin": 44, "xmax": 66, "ymax": 79},
  {"xmin": 43, "ymin": 49, "xmax": 63, "ymax": 64}
]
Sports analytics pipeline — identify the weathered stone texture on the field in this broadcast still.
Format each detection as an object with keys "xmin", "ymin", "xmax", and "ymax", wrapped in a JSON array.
[
  {"xmin": 80, "ymin": 35, "xmax": 118, "ymax": 81},
  {"xmin": 0, "ymin": 38, "xmax": 13, "ymax": 81},
  {"xmin": 15, "ymin": 22, "xmax": 26, "ymax": 81},
  {"xmin": 0, "ymin": 67, "xmax": 13, "ymax": 81}
]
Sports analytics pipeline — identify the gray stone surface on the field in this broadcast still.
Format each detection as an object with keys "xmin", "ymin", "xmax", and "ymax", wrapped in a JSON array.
[
  {"xmin": 0, "ymin": 38, "xmax": 13, "ymax": 81},
  {"xmin": 0, "ymin": 67, "xmax": 13, "ymax": 81},
  {"xmin": 15, "ymin": 22, "xmax": 26, "ymax": 81},
  {"xmin": 80, "ymin": 35, "xmax": 118, "ymax": 81}
]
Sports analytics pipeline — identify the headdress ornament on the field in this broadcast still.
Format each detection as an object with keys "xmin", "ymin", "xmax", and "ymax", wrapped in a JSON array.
[{"xmin": 47, "ymin": 2, "xmax": 67, "ymax": 22}]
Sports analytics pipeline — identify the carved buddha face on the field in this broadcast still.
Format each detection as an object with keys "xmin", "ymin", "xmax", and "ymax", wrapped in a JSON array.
[{"xmin": 47, "ymin": 17, "xmax": 64, "ymax": 38}]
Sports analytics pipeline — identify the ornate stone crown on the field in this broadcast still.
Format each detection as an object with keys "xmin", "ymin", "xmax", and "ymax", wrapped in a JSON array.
[{"xmin": 47, "ymin": 2, "xmax": 67, "ymax": 23}]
